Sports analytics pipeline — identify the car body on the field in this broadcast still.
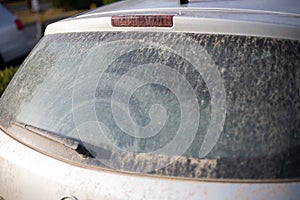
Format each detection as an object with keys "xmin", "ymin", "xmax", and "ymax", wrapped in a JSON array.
[
  {"xmin": 0, "ymin": 3, "xmax": 31, "ymax": 68},
  {"xmin": 0, "ymin": 0, "xmax": 299, "ymax": 199}
]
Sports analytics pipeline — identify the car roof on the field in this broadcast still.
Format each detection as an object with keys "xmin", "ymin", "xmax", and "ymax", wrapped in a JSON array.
[
  {"xmin": 85, "ymin": 0, "xmax": 300, "ymax": 17},
  {"xmin": 45, "ymin": 0, "xmax": 300, "ymax": 40}
]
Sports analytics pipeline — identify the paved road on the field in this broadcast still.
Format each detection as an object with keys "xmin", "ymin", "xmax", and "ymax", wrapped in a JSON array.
[{"xmin": 24, "ymin": 23, "xmax": 40, "ymax": 50}]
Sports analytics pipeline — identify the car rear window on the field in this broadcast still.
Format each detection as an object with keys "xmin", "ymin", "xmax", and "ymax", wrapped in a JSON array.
[{"xmin": 0, "ymin": 32, "xmax": 299, "ymax": 180}]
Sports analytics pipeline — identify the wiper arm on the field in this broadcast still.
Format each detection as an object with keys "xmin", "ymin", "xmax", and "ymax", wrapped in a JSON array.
[{"xmin": 12, "ymin": 121, "xmax": 94, "ymax": 158}]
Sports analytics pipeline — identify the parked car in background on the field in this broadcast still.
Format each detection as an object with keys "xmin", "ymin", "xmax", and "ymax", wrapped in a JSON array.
[
  {"xmin": 0, "ymin": 3, "xmax": 31, "ymax": 68},
  {"xmin": 0, "ymin": 0, "xmax": 299, "ymax": 199}
]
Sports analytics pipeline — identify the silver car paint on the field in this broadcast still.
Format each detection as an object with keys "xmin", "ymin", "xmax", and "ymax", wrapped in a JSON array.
[{"xmin": 0, "ymin": 129, "xmax": 299, "ymax": 200}]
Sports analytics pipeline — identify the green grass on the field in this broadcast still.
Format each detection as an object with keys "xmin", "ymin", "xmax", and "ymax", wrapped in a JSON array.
[
  {"xmin": 0, "ymin": 66, "xmax": 18, "ymax": 97},
  {"xmin": 103, "ymin": 0, "xmax": 120, "ymax": 4}
]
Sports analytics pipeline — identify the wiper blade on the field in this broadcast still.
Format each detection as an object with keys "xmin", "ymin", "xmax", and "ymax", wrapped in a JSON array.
[{"xmin": 12, "ymin": 121, "xmax": 94, "ymax": 158}]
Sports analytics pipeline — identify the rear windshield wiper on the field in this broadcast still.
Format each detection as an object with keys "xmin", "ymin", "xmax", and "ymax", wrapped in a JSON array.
[{"xmin": 12, "ymin": 121, "xmax": 94, "ymax": 158}]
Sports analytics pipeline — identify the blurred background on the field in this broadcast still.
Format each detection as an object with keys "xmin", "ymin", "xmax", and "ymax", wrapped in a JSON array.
[{"xmin": 0, "ymin": 0, "xmax": 121, "ymax": 96}]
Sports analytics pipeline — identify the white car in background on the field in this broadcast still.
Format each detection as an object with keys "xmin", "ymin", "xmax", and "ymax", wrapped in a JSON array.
[
  {"xmin": 0, "ymin": 3, "xmax": 31, "ymax": 68},
  {"xmin": 0, "ymin": 0, "xmax": 299, "ymax": 199}
]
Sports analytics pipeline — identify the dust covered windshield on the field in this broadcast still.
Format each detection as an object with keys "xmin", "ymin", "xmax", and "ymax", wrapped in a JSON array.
[{"xmin": 0, "ymin": 32, "xmax": 299, "ymax": 180}]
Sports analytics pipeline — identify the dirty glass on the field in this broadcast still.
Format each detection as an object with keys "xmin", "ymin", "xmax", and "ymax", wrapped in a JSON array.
[{"xmin": 0, "ymin": 32, "xmax": 299, "ymax": 180}]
